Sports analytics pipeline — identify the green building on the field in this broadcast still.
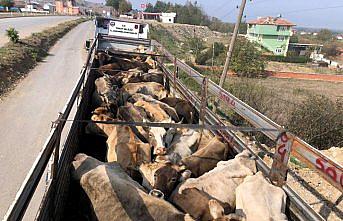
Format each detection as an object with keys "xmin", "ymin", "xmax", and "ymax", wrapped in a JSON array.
[{"xmin": 246, "ymin": 16, "xmax": 295, "ymax": 56}]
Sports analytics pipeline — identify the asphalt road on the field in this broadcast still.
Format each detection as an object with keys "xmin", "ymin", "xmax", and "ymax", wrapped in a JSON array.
[
  {"xmin": 0, "ymin": 21, "xmax": 93, "ymax": 219},
  {"xmin": 0, "ymin": 16, "xmax": 78, "ymax": 47}
]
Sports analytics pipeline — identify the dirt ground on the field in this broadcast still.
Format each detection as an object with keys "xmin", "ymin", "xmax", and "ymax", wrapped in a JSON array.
[
  {"xmin": 228, "ymin": 77, "xmax": 343, "ymax": 105},
  {"xmin": 268, "ymin": 71, "xmax": 343, "ymax": 82},
  {"xmin": 267, "ymin": 61, "xmax": 343, "ymax": 75}
]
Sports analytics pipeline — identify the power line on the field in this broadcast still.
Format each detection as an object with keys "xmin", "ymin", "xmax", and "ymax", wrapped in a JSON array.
[
  {"xmin": 212, "ymin": 1, "xmax": 234, "ymax": 14},
  {"xmin": 248, "ymin": 0, "xmax": 275, "ymax": 5},
  {"xmin": 281, "ymin": 5, "xmax": 343, "ymax": 15},
  {"xmin": 219, "ymin": 6, "xmax": 238, "ymax": 20}
]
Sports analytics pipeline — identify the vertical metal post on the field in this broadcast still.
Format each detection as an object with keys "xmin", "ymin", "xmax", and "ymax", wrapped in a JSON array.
[
  {"xmin": 52, "ymin": 118, "xmax": 62, "ymax": 181},
  {"xmin": 269, "ymin": 132, "xmax": 294, "ymax": 186},
  {"xmin": 173, "ymin": 57, "xmax": 177, "ymax": 97},
  {"xmin": 199, "ymin": 77, "xmax": 208, "ymax": 133}
]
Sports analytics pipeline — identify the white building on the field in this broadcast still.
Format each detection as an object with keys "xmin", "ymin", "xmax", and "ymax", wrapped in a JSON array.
[{"xmin": 160, "ymin": 12, "xmax": 176, "ymax": 23}]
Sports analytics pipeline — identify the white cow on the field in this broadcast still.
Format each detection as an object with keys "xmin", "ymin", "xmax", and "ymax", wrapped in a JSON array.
[
  {"xmin": 233, "ymin": 172, "xmax": 288, "ymax": 221},
  {"xmin": 170, "ymin": 151, "xmax": 257, "ymax": 221},
  {"xmin": 156, "ymin": 128, "xmax": 201, "ymax": 164}
]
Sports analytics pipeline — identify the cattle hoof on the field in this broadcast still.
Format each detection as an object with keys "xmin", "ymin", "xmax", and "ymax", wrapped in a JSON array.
[{"xmin": 149, "ymin": 189, "xmax": 165, "ymax": 199}]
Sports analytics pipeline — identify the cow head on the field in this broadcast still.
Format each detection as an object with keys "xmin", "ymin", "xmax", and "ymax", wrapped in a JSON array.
[
  {"xmin": 139, "ymin": 162, "xmax": 186, "ymax": 197},
  {"xmin": 147, "ymin": 118, "xmax": 173, "ymax": 155},
  {"xmin": 85, "ymin": 107, "xmax": 115, "ymax": 137}
]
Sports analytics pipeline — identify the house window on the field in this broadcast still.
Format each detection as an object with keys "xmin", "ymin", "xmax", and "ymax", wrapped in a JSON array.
[
  {"xmin": 277, "ymin": 35, "xmax": 285, "ymax": 41},
  {"xmin": 275, "ymin": 48, "xmax": 283, "ymax": 54},
  {"xmin": 277, "ymin": 26, "xmax": 288, "ymax": 31}
]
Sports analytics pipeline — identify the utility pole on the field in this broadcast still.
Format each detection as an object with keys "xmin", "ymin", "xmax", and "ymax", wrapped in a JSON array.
[
  {"xmin": 211, "ymin": 42, "xmax": 215, "ymax": 74},
  {"xmin": 218, "ymin": 0, "xmax": 247, "ymax": 88}
]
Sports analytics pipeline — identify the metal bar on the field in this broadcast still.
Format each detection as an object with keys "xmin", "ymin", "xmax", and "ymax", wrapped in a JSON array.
[
  {"xmin": 58, "ymin": 118, "xmax": 279, "ymax": 132},
  {"xmin": 98, "ymin": 49, "xmax": 164, "ymax": 58}
]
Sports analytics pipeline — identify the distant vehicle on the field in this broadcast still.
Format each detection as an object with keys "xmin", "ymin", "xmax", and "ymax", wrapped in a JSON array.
[
  {"xmin": 0, "ymin": 6, "xmax": 6, "ymax": 12},
  {"xmin": 95, "ymin": 17, "xmax": 149, "ymax": 39},
  {"xmin": 9, "ymin": 7, "xmax": 21, "ymax": 12}
]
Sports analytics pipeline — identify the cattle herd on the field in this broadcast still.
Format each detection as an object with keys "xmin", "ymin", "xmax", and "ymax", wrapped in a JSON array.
[{"xmin": 71, "ymin": 51, "xmax": 289, "ymax": 221}]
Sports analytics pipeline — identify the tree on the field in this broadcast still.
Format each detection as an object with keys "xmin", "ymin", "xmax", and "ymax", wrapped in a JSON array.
[
  {"xmin": 144, "ymin": 3, "xmax": 154, "ymax": 12},
  {"xmin": 317, "ymin": 29, "xmax": 333, "ymax": 41},
  {"xmin": 289, "ymin": 35, "xmax": 299, "ymax": 43},
  {"xmin": 322, "ymin": 42, "xmax": 339, "ymax": 57},
  {"xmin": 106, "ymin": 0, "xmax": 120, "ymax": 10},
  {"xmin": 231, "ymin": 39, "xmax": 266, "ymax": 77},
  {"xmin": 0, "ymin": 0, "xmax": 14, "ymax": 7},
  {"xmin": 118, "ymin": 0, "xmax": 132, "ymax": 14}
]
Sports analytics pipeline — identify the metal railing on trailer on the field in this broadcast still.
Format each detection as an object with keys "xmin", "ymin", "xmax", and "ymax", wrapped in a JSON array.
[
  {"xmin": 3, "ymin": 36, "xmax": 98, "ymax": 221},
  {"xmin": 152, "ymin": 40, "xmax": 343, "ymax": 220},
  {"xmin": 156, "ymin": 54, "xmax": 324, "ymax": 221},
  {"xmin": 151, "ymin": 40, "xmax": 342, "ymax": 192}
]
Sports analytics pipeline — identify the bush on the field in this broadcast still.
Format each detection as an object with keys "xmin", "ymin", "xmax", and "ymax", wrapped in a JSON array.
[
  {"xmin": 317, "ymin": 29, "xmax": 333, "ymax": 42},
  {"xmin": 6, "ymin": 27, "xmax": 19, "ymax": 43},
  {"xmin": 265, "ymin": 55, "xmax": 310, "ymax": 63},
  {"xmin": 322, "ymin": 42, "xmax": 340, "ymax": 57},
  {"xmin": 231, "ymin": 39, "xmax": 266, "ymax": 77},
  {"xmin": 287, "ymin": 95, "xmax": 343, "ymax": 150}
]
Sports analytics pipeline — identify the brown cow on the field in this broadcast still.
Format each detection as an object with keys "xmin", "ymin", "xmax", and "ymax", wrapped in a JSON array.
[
  {"xmin": 121, "ymin": 82, "xmax": 168, "ymax": 102},
  {"xmin": 98, "ymin": 63, "xmax": 121, "ymax": 76},
  {"xmin": 134, "ymin": 100, "xmax": 171, "ymax": 122},
  {"xmin": 85, "ymin": 107, "xmax": 116, "ymax": 137},
  {"xmin": 117, "ymin": 103, "xmax": 172, "ymax": 156},
  {"xmin": 92, "ymin": 76, "xmax": 118, "ymax": 110},
  {"xmin": 160, "ymin": 97, "xmax": 195, "ymax": 124},
  {"xmin": 72, "ymin": 154, "xmax": 194, "ymax": 221},
  {"xmin": 139, "ymin": 161, "xmax": 188, "ymax": 198},
  {"xmin": 170, "ymin": 151, "xmax": 257, "ymax": 221},
  {"xmin": 115, "ymin": 57, "xmax": 152, "ymax": 72},
  {"xmin": 96, "ymin": 52, "xmax": 111, "ymax": 66},
  {"xmin": 106, "ymin": 124, "xmax": 151, "ymax": 172},
  {"xmin": 181, "ymin": 136, "xmax": 229, "ymax": 177},
  {"xmin": 117, "ymin": 102, "xmax": 150, "ymax": 140},
  {"xmin": 129, "ymin": 93, "xmax": 179, "ymax": 122}
]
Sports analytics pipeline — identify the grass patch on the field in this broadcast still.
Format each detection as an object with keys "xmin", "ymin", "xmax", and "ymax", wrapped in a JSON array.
[{"xmin": 0, "ymin": 17, "xmax": 88, "ymax": 96}]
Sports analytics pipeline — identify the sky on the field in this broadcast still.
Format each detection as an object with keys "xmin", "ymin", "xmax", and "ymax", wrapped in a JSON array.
[{"xmin": 91, "ymin": 0, "xmax": 343, "ymax": 30}]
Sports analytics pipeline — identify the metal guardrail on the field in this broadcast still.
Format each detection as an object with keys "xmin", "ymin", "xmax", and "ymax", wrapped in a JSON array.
[
  {"xmin": 152, "ymin": 40, "xmax": 342, "ymax": 192},
  {"xmin": 3, "ymin": 36, "xmax": 97, "ymax": 221},
  {"xmin": 158, "ymin": 58, "xmax": 325, "ymax": 221}
]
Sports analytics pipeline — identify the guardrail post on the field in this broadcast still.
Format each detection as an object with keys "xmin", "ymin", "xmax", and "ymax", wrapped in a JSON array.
[
  {"xmin": 269, "ymin": 132, "xmax": 294, "ymax": 186},
  {"xmin": 199, "ymin": 77, "xmax": 208, "ymax": 131},
  {"xmin": 173, "ymin": 57, "xmax": 178, "ymax": 97},
  {"xmin": 52, "ymin": 114, "xmax": 63, "ymax": 181}
]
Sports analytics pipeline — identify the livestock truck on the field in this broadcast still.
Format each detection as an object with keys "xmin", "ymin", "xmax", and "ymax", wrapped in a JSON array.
[{"xmin": 4, "ymin": 20, "xmax": 342, "ymax": 221}]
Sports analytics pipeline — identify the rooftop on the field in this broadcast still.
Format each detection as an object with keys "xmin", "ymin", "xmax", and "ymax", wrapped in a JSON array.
[{"xmin": 247, "ymin": 16, "xmax": 295, "ymax": 26}]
